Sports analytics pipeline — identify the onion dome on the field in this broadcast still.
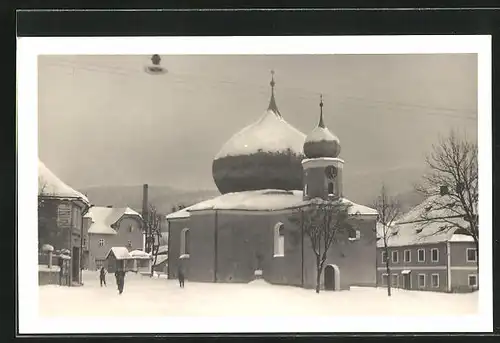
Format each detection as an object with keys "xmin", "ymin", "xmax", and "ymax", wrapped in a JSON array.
[
  {"xmin": 212, "ymin": 71, "xmax": 306, "ymax": 194},
  {"xmin": 303, "ymin": 95, "xmax": 341, "ymax": 158}
]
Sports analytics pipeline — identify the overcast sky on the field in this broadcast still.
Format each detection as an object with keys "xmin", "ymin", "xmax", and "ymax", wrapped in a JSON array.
[{"xmin": 38, "ymin": 54, "xmax": 477, "ymax": 201}]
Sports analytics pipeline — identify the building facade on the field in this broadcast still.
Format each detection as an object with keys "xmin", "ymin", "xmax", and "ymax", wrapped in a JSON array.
[
  {"xmin": 167, "ymin": 79, "xmax": 378, "ymax": 291},
  {"xmin": 83, "ymin": 206, "xmax": 145, "ymax": 270},
  {"xmin": 38, "ymin": 160, "xmax": 90, "ymax": 286},
  {"xmin": 376, "ymin": 195, "xmax": 478, "ymax": 293}
]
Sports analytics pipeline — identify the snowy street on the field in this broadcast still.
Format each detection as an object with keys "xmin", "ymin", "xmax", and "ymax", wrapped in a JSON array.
[{"xmin": 39, "ymin": 270, "xmax": 478, "ymax": 317}]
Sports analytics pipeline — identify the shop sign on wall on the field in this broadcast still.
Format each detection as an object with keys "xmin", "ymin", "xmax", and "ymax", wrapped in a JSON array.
[{"xmin": 57, "ymin": 203, "xmax": 72, "ymax": 229}]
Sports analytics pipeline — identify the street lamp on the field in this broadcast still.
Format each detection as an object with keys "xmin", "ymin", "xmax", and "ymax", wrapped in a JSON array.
[{"xmin": 144, "ymin": 54, "xmax": 168, "ymax": 75}]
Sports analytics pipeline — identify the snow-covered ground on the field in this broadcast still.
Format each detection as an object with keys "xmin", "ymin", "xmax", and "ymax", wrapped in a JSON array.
[{"xmin": 39, "ymin": 270, "xmax": 477, "ymax": 317}]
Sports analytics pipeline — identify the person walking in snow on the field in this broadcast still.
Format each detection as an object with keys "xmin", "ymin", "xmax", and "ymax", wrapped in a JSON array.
[
  {"xmin": 115, "ymin": 269, "xmax": 126, "ymax": 294},
  {"xmin": 99, "ymin": 267, "xmax": 107, "ymax": 287},
  {"xmin": 178, "ymin": 264, "xmax": 185, "ymax": 288}
]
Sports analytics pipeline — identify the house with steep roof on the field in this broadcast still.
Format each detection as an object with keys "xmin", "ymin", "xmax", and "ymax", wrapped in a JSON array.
[
  {"xmin": 83, "ymin": 206, "xmax": 145, "ymax": 270},
  {"xmin": 38, "ymin": 159, "xmax": 91, "ymax": 286},
  {"xmin": 376, "ymin": 191, "xmax": 478, "ymax": 293}
]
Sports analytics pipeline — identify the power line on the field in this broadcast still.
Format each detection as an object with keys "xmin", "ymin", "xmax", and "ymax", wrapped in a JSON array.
[{"xmin": 42, "ymin": 60, "xmax": 477, "ymax": 121}]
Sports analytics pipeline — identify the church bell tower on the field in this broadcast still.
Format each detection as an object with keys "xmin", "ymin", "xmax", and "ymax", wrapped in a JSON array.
[{"xmin": 302, "ymin": 95, "xmax": 343, "ymax": 200}]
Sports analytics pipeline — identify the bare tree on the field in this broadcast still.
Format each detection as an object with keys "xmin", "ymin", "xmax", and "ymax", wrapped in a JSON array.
[
  {"xmin": 289, "ymin": 199, "xmax": 353, "ymax": 293},
  {"xmin": 415, "ymin": 131, "xmax": 478, "ymax": 269},
  {"xmin": 38, "ymin": 176, "xmax": 48, "ymax": 209},
  {"xmin": 169, "ymin": 204, "xmax": 186, "ymax": 213},
  {"xmin": 38, "ymin": 177, "xmax": 53, "ymax": 251},
  {"xmin": 144, "ymin": 204, "xmax": 162, "ymax": 277},
  {"xmin": 373, "ymin": 184, "xmax": 401, "ymax": 296}
]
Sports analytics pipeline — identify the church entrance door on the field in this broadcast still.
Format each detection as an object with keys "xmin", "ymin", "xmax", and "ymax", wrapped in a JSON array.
[{"xmin": 324, "ymin": 264, "xmax": 339, "ymax": 291}]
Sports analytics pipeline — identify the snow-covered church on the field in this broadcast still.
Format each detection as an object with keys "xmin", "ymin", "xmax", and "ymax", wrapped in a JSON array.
[{"xmin": 166, "ymin": 74, "xmax": 378, "ymax": 290}]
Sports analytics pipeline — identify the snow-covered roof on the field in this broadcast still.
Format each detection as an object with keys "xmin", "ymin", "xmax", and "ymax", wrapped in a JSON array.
[
  {"xmin": 157, "ymin": 245, "xmax": 168, "ymax": 255},
  {"xmin": 129, "ymin": 250, "xmax": 151, "ymax": 259},
  {"xmin": 449, "ymin": 234, "xmax": 475, "ymax": 243},
  {"xmin": 305, "ymin": 125, "xmax": 339, "ymax": 145},
  {"xmin": 376, "ymin": 195, "xmax": 471, "ymax": 248},
  {"xmin": 38, "ymin": 159, "xmax": 89, "ymax": 205},
  {"xmin": 85, "ymin": 206, "xmax": 142, "ymax": 235},
  {"xmin": 105, "ymin": 247, "xmax": 132, "ymax": 260},
  {"xmin": 214, "ymin": 109, "xmax": 306, "ymax": 159},
  {"xmin": 166, "ymin": 189, "xmax": 377, "ymax": 220},
  {"xmin": 165, "ymin": 207, "xmax": 191, "ymax": 220},
  {"xmin": 153, "ymin": 254, "xmax": 168, "ymax": 266}
]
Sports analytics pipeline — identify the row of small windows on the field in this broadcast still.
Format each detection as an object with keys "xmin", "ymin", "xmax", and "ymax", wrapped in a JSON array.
[
  {"xmin": 381, "ymin": 273, "xmax": 441, "ymax": 288},
  {"xmin": 381, "ymin": 273, "xmax": 478, "ymax": 288},
  {"xmin": 381, "ymin": 248, "xmax": 477, "ymax": 264}
]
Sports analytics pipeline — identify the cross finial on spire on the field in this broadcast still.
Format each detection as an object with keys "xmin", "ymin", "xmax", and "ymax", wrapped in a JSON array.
[
  {"xmin": 318, "ymin": 94, "xmax": 325, "ymax": 128},
  {"xmin": 267, "ymin": 70, "xmax": 281, "ymax": 117}
]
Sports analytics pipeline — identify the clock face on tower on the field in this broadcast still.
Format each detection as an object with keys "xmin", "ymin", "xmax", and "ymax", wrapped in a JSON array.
[{"xmin": 325, "ymin": 166, "xmax": 338, "ymax": 180}]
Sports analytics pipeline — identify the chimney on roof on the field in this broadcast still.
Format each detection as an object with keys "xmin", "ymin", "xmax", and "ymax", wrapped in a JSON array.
[
  {"xmin": 440, "ymin": 185, "xmax": 449, "ymax": 196},
  {"xmin": 107, "ymin": 205, "xmax": 113, "ymax": 208},
  {"xmin": 142, "ymin": 184, "xmax": 149, "ymax": 219}
]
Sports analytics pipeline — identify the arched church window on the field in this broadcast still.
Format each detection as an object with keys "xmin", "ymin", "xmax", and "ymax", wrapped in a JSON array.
[
  {"xmin": 328, "ymin": 182, "xmax": 334, "ymax": 195},
  {"xmin": 180, "ymin": 228, "xmax": 190, "ymax": 256},
  {"xmin": 273, "ymin": 222, "xmax": 285, "ymax": 257}
]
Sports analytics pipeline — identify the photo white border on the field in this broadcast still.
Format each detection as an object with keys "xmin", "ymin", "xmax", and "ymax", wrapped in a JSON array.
[{"xmin": 17, "ymin": 35, "xmax": 492, "ymax": 334}]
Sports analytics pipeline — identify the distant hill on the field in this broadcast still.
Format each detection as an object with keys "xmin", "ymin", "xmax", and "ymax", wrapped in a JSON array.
[
  {"xmin": 80, "ymin": 184, "xmax": 426, "ymax": 218},
  {"xmin": 79, "ymin": 185, "xmax": 220, "ymax": 215}
]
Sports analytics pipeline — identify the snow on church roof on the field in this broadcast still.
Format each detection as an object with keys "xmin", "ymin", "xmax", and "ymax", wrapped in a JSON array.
[
  {"xmin": 85, "ymin": 206, "xmax": 142, "ymax": 235},
  {"xmin": 214, "ymin": 109, "xmax": 306, "ymax": 159},
  {"xmin": 38, "ymin": 159, "xmax": 89, "ymax": 204},
  {"xmin": 166, "ymin": 189, "xmax": 377, "ymax": 220}
]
